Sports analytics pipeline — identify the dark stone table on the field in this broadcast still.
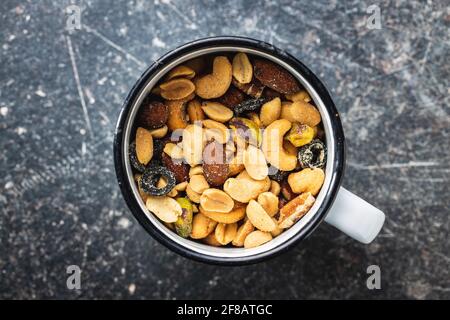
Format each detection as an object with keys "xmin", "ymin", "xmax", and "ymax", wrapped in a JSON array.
[{"xmin": 0, "ymin": 0, "xmax": 448, "ymax": 299}]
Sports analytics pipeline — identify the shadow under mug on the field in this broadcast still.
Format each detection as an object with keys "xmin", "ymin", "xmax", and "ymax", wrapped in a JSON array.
[{"xmin": 114, "ymin": 36, "xmax": 385, "ymax": 265}]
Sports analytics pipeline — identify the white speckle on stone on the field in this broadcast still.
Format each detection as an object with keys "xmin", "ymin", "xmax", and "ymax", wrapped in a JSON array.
[
  {"xmin": 16, "ymin": 127, "xmax": 27, "ymax": 135},
  {"xmin": 128, "ymin": 283, "xmax": 136, "ymax": 295},
  {"xmin": 81, "ymin": 223, "xmax": 88, "ymax": 230},
  {"xmin": 117, "ymin": 217, "xmax": 131, "ymax": 229},
  {"xmin": 152, "ymin": 37, "xmax": 166, "ymax": 48},
  {"xmin": 80, "ymin": 128, "xmax": 86, "ymax": 135},
  {"xmin": 97, "ymin": 77, "xmax": 107, "ymax": 85},
  {"xmin": 121, "ymin": 268, "xmax": 126, "ymax": 275},
  {"xmin": 0, "ymin": 107, "xmax": 8, "ymax": 117},
  {"xmin": 23, "ymin": 29, "xmax": 28, "ymax": 34},
  {"xmin": 35, "ymin": 88, "xmax": 46, "ymax": 97},
  {"xmin": 358, "ymin": 127, "xmax": 368, "ymax": 140},
  {"xmin": 5, "ymin": 181, "xmax": 14, "ymax": 189},
  {"xmin": 8, "ymin": 34, "xmax": 16, "ymax": 41}
]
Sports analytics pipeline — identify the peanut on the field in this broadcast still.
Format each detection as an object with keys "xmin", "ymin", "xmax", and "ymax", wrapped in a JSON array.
[
  {"xmin": 201, "ymin": 101, "xmax": 233, "ymax": 123},
  {"xmin": 287, "ymin": 168, "xmax": 325, "ymax": 196},
  {"xmin": 215, "ymin": 223, "xmax": 238, "ymax": 245},
  {"xmin": 163, "ymin": 142, "xmax": 184, "ymax": 160},
  {"xmin": 200, "ymin": 188, "xmax": 234, "ymax": 213},
  {"xmin": 190, "ymin": 213, "xmax": 217, "ymax": 239},
  {"xmin": 135, "ymin": 127, "xmax": 154, "ymax": 165},
  {"xmin": 270, "ymin": 180, "xmax": 281, "ymax": 196},
  {"xmin": 160, "ymin": 78, "xmax": 195, "ymax": 100},
  {"xmin": 186, "ymin": 183, "xmax": 201, "ymax": 203},
  {"xmin": 200, "ymin": 204, "xmax": 246, "ymax": 224},
  {"xmin": 260, "ymin": 97, "xmax": 281, "ymax": 127},
  {"xmin": 232, "ymin": 220, "xmax": 254, "ymax": 247},
  {"xmin": 145, "ymin": 196, "xmax": 182, "ymax": 223},
  {"xmin": 189, "ymin": 174, "xmax": 210, "ymax": 194},
  {"xmin": 232, "ymin": 52, "xmax": 253, "ymax": 84},
  {"xmin": 244, "ymin": 231, "xmax": 273, "ymax": 248},
  {"xmin": 257, "ymin": 192, "xmax": 279, "ymax": 217},
  {"xmin": 243, "ymin": 145, "xmax": 268, "ymax": 181},
  {"xmin": 246, "ymin": 200, "xmax": 276, "ymax": 232}
]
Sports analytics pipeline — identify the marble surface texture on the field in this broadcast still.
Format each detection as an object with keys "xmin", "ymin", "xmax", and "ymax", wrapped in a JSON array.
[{"xmin": 0, "ymin": 0, "xmax": 449, "ymax": 299}]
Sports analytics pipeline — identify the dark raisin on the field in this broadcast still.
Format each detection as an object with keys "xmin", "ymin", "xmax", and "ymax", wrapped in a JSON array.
[
  {"xmin": 298, "ymin": 139, "xmax": 327, "ymax": 169},
  {"xmin": 137, "ymin": 99, "xmax": 169, "ymax": 129},
  {"xmin": 140, "ymin": 166, "xmax": 176, "ymax": 196},
  {"xmin": 129, "ymin": 141, "xmax": 146, "ymax": 172},
  {"xmin": 234, "ymin": 98, "xmax": 265, "ymax": 115}
]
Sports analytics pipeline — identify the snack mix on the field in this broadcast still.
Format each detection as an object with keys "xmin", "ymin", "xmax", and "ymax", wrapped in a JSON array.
[{"xmin": 130, "ymin": 53, "xmax": 327, "ymax": 248}]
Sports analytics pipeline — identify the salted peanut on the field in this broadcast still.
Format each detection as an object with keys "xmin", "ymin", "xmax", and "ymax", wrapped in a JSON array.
[
  {"xmin": 165, "ymin": 65, "xmax": 196, "ymax": 80},
  {"xmin": 287, "ymin": 168, "xmax": 325, "ymax": 196},
  {"xmin": 190, "ymin": 213, "xmax": 217, "ymax": 239},
  {"xmin": 248, "ymin": 112, "xmax": 263, "ymax": 128},
  {"xmin": 192, "ymin": 204, "xmax": 199, "ymax": 213},
  {"xmin": 189, "ymin": 174, "xmax": 210, "ymax": 194},
  {"xmin": 186, "ymin": 184, "xmax": 201, "ymax": 203},
  {"xmin": 270, "ymin": 218, "xmax": 283, "ymax": 237},
  {"xmin": 203, "ymin": 233, "xmax": 222, "ymax": 246},
  {"xmin": 166, "ymin": 100, "xmax": 188, "ymax": 130},
  {"xmin": 182, "ymin": 124, "xmax": 204, "ymax": 166},
  {"xmin": 257, "ymin": 192, "xmax": 279, "ymax": 217},
  {"xmin": 215, "ymin": 223, "xmax": 238, "ymax": 245},
  {"xmin": 201, "ymin": 101, "xmax": 233, "ymax": 123},
  {"xmin": 200, "ymin": 204, "xmax": 246, "ymax": 224},
  {"xmin": 280, "ymin": 100, "xmax": 321, "ymax": 127},
  {"xmin": 202, "ymin": 119, "xmax": 230, "ymax": 144},
  {"xmin": 278, "ymin": 192, "xmax": 315, "ymax": 229},
  {"xmin": 160, "ymin": 78, "xmax": 195, "ymax": 100},
  {"xmin": 174, "ymin": 181, "xmax": 188, "ymax": 192},
  {"xmin": 195, "ymin": 56, "xmax": 232, "ymax": 99},
  {"xmin": 244, "ymin": 231, "xmax": 272, "ymax": 248},
  {"xmin": 260, "ymin": 97, "xmax": 281, "ymax": 127},
  {"xmin": 189, "ymin": 165, "xmax": 203, "ymax": 177},
  {"xmin": 200, "ymin": 188, "xmax": 234, "ymax": 213},
  {"xmin": 228, "ymin": 156, "xmax": 245, "ymax": 177},
  {"xmin": 187, "ymin": 99, "xmax": 205, "ymax": 122},
  {"xmin": 232, "ymin": 52, "xmax": 253, "ymax": 84},
  {"xmin": 163, "ymin": 143, "xmax": 184, "ymax": 160},
  {"xmin": 270, "ymin": 180, "xmax": 281, "ymax": 196},
  {"xmin": 261, "ymin": 119, "xmax": 297, "ymax": 171},
  {"xmin": 232, "ymin": 220, "xmax": 254, "ymax": 247},
  {"xmin": 246, "ymin": 200, "xmax": 276, "ymax": 232},
  {"xmin": 243, "ymin": 145, "xmax": 268, "ymax": 180},
  {"xmin": 157, "ymin": 177, "xmax": 178, "ymax": 197},
  {"xmin": 285, "ymin": 89, "xmax": 311, "ymax": 103},
  {"xmin": 145, "ymin": 196, "xmax": 182, "ymax": 223},
  {"xmin": 224, "ymin": 170, "xmax": 271, "ymax": 203},
  {"xmin": 135, "ymin": 127, "xmax": 153, "ymax": 165},
  {"xmin": 148, "ymin": 125, "xmax": 168, "ymax": 138}
]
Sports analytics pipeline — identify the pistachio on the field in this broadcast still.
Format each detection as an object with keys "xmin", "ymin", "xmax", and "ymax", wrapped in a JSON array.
[
  {"xmin": 195, "ymin": 56, "xmax": 232, "ymax": 99},
  {"xmin": 165, "ymin": 65, "xmax": 196, "ymax": 80},
  {"xmin": 278, "ymin": 192, "xmax": 315, "ymax": 229},
  {"xmin": 145, "ymin": 196, "xmax": 182, "ymax": 223},
  {"xmin": 244, "ymin": 231, "xmax": 273, "ymax": 248},
  {"xmin": 280, "ymin": 100, "xmax": 321, "ymax": 127},
  {"xmin": 200, "ymin": 188, "xmax": 234, "ymax": 213},
  {"xmin": 135, "ymin": 127, "xmax": 154, "ymax": 165},
  {"xmin": 199, "ymin": 204, "xmax": 246, "ymax": 224},
  {"xmin": 160, "ymin": 78, "xmax": 195, "ymax": 100},
  {"xmin": 246, "ymin": 200, "xmax": 276, "ymax": 232},
  {"xmin": 285, "ymin": 123, "xmax": 315, "ymax": 147},
  {"xmin": 287, "ymin": 168, "xmax": 325, "ymax": 196},
  {"xmin": 260, "ymin": 97, "xmax": 281, "ymax": 127},
  {"xmin": 187, "ymin": 99, "xmax": 205, "ymax": 123},
  {"xmin": 232, "ymin": 52, "xmax": 253, "ymax": 84},
  {"xmin": 190, "ymin": 213, "xmax": 217, "ymax": 239},
  {"xmin": 243, "ymin": 145, "xmax": 268, "ymax": 181},
  {"xmin": 257, "ymin": 192, "xmax": 279, "ymax": 217},
  {"xmin": 189, "ymin": 174, "xmax": 210, "ymax": 194},
  {"xmin": 215, "ymin": 223, "xmax": 238, "ymax": 245},
  {"xmin": 175, "ymin": 197, "xmax": 193, "ymax": 238},
  {"xmin": 232, "ymin": 220, "xmax": 254, "ymax": 247},
  {"xmin": 229, "ymin": 117, "xmax": 261, "ymax": 146},
  {"xmin": 201, "ymin": 101, "xmax": 233, "ymax": 123},
  {"xmin": 248, "ymin": 112, "xmax": 263, "ymax": 128}
]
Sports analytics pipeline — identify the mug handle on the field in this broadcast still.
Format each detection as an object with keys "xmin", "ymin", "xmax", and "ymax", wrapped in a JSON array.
[{"xmin": 324, "ymin": 187, "xmax": 385, "ymax": 244}]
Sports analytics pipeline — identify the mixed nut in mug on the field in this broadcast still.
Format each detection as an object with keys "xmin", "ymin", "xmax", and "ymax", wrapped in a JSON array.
[{"xmin": 129, "ymin": 52, "xmax": 330, "ymax": 249}]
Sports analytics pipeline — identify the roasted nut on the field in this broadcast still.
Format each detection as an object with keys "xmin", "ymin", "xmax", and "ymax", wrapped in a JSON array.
[
  {"xmin": 199, "ymin": 204, "xmax": 246, "ymax": 224},
  {"xmin": 146, "ymin": 196, "xmax": 182, "ymax": 223},
  {"xmin": 285, "ymin": 123, "xmax": 315, "ymax": 147},
  {"xmin": 278, "ymin": 192, "xmax": 315, "ymax": 229},
  {"xmin": 270, "ymin": 180, "xmax": 281, "ymax": 196},
  {"xmin": 285, "ymin": 89, "xmax": 311, "ymax": 103},
  {"xmin": 229, "ymin": 117, "xmax": 261, "ymax": 146},
  {"xmin": 163, "ymin": 142, "xmax": 184, "ymax": 159},
  {"xmin": 260, "ymin": 97, "xmax": 281, "ymax": 127},
  {"xmin": 201, "ymin": 101, "xmax": 233, "ymax": 123},
  {"xmin": 257, "ymin": 192, "xmax": 279, "ymax": 217},
  {"xmin": 166, "ymin": 100, "xmax": 188, "ymax": 131},
  {"xmin": 148, "ymin": 125, "xmax": 168, "ymax": 138},
  {"xmin": 200, "ymin": 188, "xmax": 234, "ymax": 213},
  {"xmin": 261, "ymin": 119, "xmax": 297, "ymax": 171},
  {"xmin": 160, "ymin": 78, "xmax": 195, "ymax": 100},
  {"xmin": 298, "ymin": 139, "xmax": 327, "ymax": 169},
  {"xmin": 244, "ymin": 231, "xmax": 273, "ymax": 248},
  {"xmin": 186, "ymin": 183, "xmax": 201, "ymax": 203},
  {"xmin": 283, "ymin": 140, "xmax": 297, "ymax": 157},
  {"xmin": 202, "ymin": 140, "xmax": 229, "ymax": 187},
  {"xmin": 232, "ymin": 78, "xmax": 265, "ymax": 98},
  {"xmin": 223, "ymin": 170, "xmax": 270, "ymax": 203},
  {"xmin": 185, "ymin": 57, "xmax": 207, "ymax": 75},
  {"xmin": 175, "ymin": 181, "xmax": 188, "ymax": 192},
  {"xmin": 189, "ymin": 174, "xmax": 210, "ymax": 194},
  {"xmin": 270, "ymin": 218, "xmax": 283, "ymax": 237},
  {"xmin": 243, "ymin": 145, "xmax": 268, "ymax": 180},
  {"xmin": 189, "ymin": 165, "xmax": 203, "ymax": 177},
  {"xmin": 232, "ymin": 52, "xmax": 253, "ymax": 84},
  {"xmin": 202, "ymin": 119, "xmax": 230, "ymax": 144},
  {"xmin": 137, "ymin": 100, "xmax": 169, "ymax": 129},
  {"xmin": 187, "ymin": 99, "xmax": 205, "ymax": 122},
  {"xmin": 228, "ymin": 155, "xmax": 245, "ymax": 177},
  {"xmin": 253, "ymin": 59, "xmax": 300, "ymax": 94},
  {"xmin": 280, "ymin": 178, "xmax": 296, "ymax": 200},
  {"xmin": 161, "ymin": 152, "xmax": 189, "ymax": 183},
  {"xmin": 215, "ymin": 86, "xmax": 245, "ymax": 109},
  {"xmin": 246, "ymin": 200, "xmax": 276, "ymax": 232},
  {"xmin": 203, "ymin": 233, "xmax": 222, "ymax": 246},
  {"xmin": 195, "ymin": 56, "xmax": 232, "ymax": 99},
  {"xmin": 215, "ymin": 223, "xmax": 238, "ymax": 245},
  {"xmin": 165, "ymin": 65, "xmax": 196, "ymax": 80},
  {"xmin": 190, "ymin": 213, "xmax": 217, "ymax": 239},
  {"xmin": 135, "ymin": 127, "xmax": 154, "ymax": 165},
  {"xmin": 175, "ymin": 197, "xmax": 193, "ymax": 238},
  {"xmin": 182, "ymin": 124, "xmax": 205, "ymax": 166},
  {"xmin": 232, "ymin": 219, "xmax": 254, "ymax": 247},
  {"xmin": 280, "ymin": 100, "xmax": 321, "ymax": 127},
  {"xmin": 287, "ymin": 168, "xmax": 325, "ymax": 196}
]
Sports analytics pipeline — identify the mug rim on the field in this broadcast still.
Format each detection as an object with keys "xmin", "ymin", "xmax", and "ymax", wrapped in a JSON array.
[{"xmin": 113, "ymin": 36, "xmax": 345, "ymax": 265}]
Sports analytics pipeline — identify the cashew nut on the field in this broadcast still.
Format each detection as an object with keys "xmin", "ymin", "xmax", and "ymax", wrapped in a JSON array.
[
  {"xmin": 280, "ymin": 100, "xmax": 321, "ymax": 127},
  {"xmin": 195, "ymin": 56, "xmax": 232, "ymax": 99},
  {"xmin": 287, "ymin": 168, "xmax": 325, "ymax": 196}
]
